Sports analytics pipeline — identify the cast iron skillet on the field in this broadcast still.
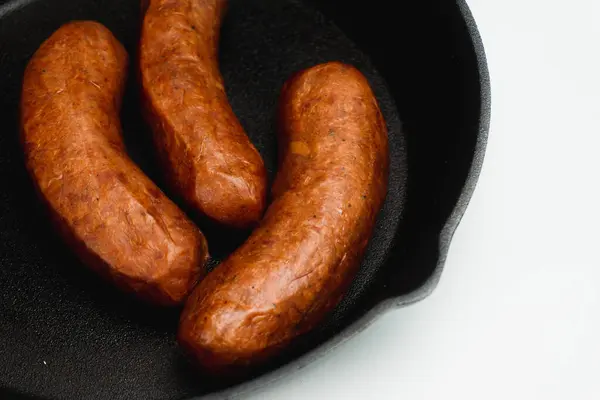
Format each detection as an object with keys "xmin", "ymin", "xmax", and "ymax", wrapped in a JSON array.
[{"xmin": 0, "ymin": 0, "xmax": 490, "ymax": 398}]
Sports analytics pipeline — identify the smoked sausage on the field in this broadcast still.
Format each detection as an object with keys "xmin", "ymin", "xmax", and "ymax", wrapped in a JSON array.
[
  {"xmin": 140, "ymin": 0, "xmax": 267, "ymax": 228},
  {"xmin": 20, "ymin": 21, "xmax": 208, "ymax": 306},
  {"xmin": 178, "ymin": 62, "xmax": 389, "ymax": 371}
]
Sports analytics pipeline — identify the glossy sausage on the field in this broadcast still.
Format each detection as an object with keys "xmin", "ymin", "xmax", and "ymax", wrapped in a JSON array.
[
  {"xmin": 20, "ymin": 21, "xmax": 209, "ymax": 306},
  {"xmin": 178, "ymin": 62, "xmax": 389, "ymax": 371},
  {"xmin": 140, "ymin": 0, "xmax": 267, "ymax": 228}
]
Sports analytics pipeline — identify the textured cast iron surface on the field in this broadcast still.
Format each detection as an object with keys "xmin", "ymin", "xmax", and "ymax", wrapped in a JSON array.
[{"xmin": 0, "ymin": 0, "xmax": 489, "ymax": 398}]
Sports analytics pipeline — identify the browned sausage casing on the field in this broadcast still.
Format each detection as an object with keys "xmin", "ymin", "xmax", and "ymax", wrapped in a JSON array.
[
  {"xmin": 178, "ymin": 62, "xmax": 389, "ymax": 371},
  {"xmin": 20, "ymin": 21, "xmax": 209, "ymax": 306},
  {"xmin": 140, "ymin": 0, "xmax": 267, "ymax": 229}
]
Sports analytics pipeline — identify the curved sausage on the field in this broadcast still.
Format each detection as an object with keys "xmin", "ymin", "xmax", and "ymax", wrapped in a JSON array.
[
  {"xmin": 178, "ymin": 62, "xmax": 389, "ymax": 371},
  {"xmin": 140, "ymin": 0, "xmax": 267, "ymax": 229},
  {"xmin": 20, "ymin": 21, "xmax": 209, "ymax": 306}
]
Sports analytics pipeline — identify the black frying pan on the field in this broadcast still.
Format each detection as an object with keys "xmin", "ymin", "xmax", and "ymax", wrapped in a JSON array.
[{"xmin": 0, "ymin": 0, "xmax": 490, "ymax": 398}]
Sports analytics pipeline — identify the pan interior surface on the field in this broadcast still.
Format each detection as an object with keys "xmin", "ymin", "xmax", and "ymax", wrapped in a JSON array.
[{"xmin": 0, "ymin": 0, "xmax": 483, "ymax": 399}]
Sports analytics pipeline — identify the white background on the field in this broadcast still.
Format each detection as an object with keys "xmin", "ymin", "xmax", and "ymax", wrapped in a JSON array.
[{"xmin": 248, "ymin": 0, "xmax": 600, "ymax": 398}]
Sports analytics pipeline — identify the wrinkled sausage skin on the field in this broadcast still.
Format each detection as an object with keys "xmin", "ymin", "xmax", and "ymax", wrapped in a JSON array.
[
  {"xmin": 20, "ymin": 21, "xmax": 209, "ymax": 306},
  {"xmin": 178, "ymin": 62, "xmax": 389, "ymax": 371},
  {"xmin": 140, "ymin": 0, "xmax": 267, "ymax": 229}
]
